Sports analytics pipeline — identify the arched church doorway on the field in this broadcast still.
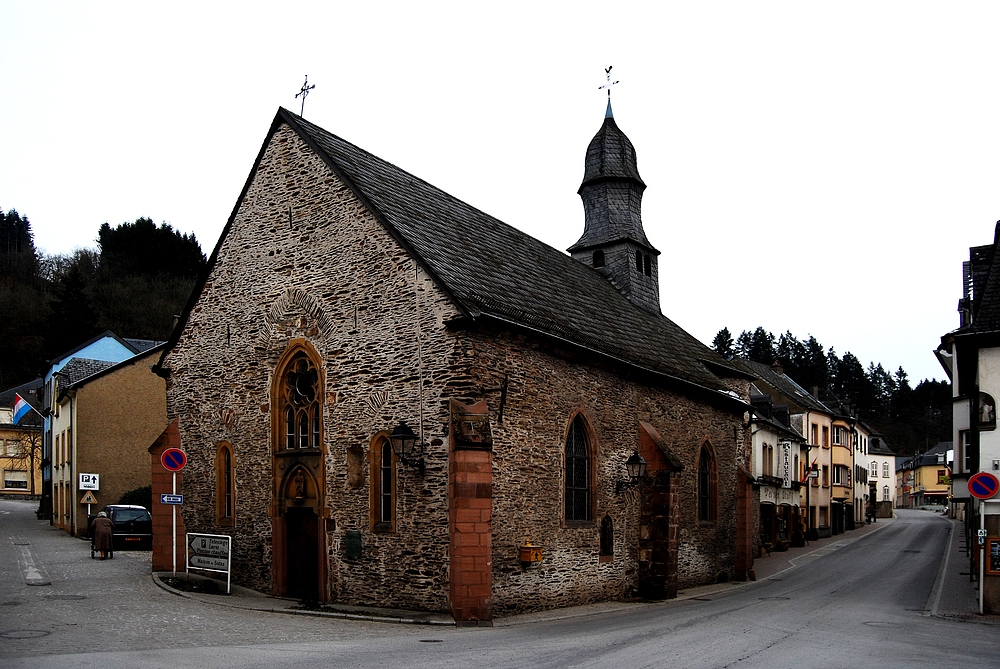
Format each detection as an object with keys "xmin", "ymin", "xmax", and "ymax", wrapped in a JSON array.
[
  {"xmin": 285, "ymin": 506, "xmax": 319, "ymax": 600},
  {"xmin": 271, "ymin": 341, "xmax": 327, "ymax": 602}
]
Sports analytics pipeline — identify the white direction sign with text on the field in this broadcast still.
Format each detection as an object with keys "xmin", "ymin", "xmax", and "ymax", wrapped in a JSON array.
[
  {"xmin": 186, "ymin": 533, "xmax": 233, "ymax": 593},
  {"xmin": 189, "ymin": 535, "xmax": 230, "ymax": 558}
]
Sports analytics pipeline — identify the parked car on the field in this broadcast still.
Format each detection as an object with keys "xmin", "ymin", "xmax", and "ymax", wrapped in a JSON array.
[{"xmin": 87, "ymin": 505, "xmax": 152, "ymax": 551}]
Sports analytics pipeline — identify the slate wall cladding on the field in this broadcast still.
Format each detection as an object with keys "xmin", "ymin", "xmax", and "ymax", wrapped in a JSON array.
[
  {"xmin": 164, "ymin": 124, "xmax": 464, "ymax": 612},
  {"xmin": 455, "ymin": 327, "xmax": 748, "ymax": 615},
  {"xmin": 163, "ymin": 120, "xmax": 751, "ymax": 616}
]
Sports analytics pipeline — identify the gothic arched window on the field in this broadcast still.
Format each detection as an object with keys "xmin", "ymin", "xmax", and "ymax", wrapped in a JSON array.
[
  {"xmin": 698, "ymin": 443, "xmax": 717, "ymax": 524},
  {"xmin": 565, "ymin": 415, "xmax": 592, "ymax": 523},
  {"xmin": 277, "ymin": 350, "xmax": 322, "ymax": 451},
  {"xmin": 370, "ymin": 436, "xmax": 396, "ymax": 532},
  {"xmin": 215, "ymin": 442, "xmax": 235, "ymax": 526}
]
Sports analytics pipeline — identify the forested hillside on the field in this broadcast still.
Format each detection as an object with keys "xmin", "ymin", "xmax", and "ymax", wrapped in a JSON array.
[
  {"xmin": 712, "ymin": 327, "xmax": 950, "ymax": 457},
  {"xmin": 0, "ymin": 208, "xmax": 206, "ymax": 388}
]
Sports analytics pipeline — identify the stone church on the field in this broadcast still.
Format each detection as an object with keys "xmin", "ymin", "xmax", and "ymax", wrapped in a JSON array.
[{"xmin": 155, "ymin": 103, "xmax": 753, "ymax": 622}]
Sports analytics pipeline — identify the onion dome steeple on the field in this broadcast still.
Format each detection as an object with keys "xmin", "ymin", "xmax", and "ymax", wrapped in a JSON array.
[{"xmin": 569, "ymin": 96, "xmax": 661, "ymax": 314}]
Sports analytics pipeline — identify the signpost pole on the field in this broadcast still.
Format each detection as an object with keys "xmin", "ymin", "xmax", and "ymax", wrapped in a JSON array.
[
  {"xmin": 172, "ymin": 471, "xmax": 177, "ymax": 577},
  {"xmin": 981, "ymin": 513, "xmax": 986, "ymax": 615}
]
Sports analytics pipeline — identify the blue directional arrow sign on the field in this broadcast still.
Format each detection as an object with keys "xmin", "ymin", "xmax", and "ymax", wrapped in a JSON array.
[{"xmin": 160, "ymin": 494, "xmax": 183, "ymax": 505}]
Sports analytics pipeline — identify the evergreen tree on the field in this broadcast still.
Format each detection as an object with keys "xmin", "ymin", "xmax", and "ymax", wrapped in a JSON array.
[
  {"xmin": 0, "ymin": 208, "xmax": 39, "ymax": 282},
  {"xmin": 776, "ymin": 331, "xmax": 807, "ymax": 378},
  {"xmin": 736, "ymin": 327, "xmax": 776, "ymax": 364},
  {"xmin": 799, "ymin": 335, "xmax": 828, "ymax": 391},
  {"xmin": 45, "ymin": 253, "xmax": 99, "ymax": 357},
  {"xmin": 712, "ymin": 327, "xmax": 735, "ymax": 359},
  {"xmin": 0, "ymin": 208, "xmax": 47, "ymax": 387}
]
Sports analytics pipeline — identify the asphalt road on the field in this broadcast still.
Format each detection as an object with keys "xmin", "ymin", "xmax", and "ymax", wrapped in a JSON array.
[{"xmin": 2, "ymin": 499, "xmax": 997, "ymax": 668}]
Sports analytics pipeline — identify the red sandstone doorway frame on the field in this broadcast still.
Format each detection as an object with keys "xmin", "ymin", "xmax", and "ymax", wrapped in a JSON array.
[{"xmin": 269, "ymin": 340, "xmax": 329, "ymax": 602}]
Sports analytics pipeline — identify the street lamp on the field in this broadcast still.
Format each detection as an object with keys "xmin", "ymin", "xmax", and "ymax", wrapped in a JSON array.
[
  {"xmin": 616, "ymin": 451, "xmax": 648, "ymax": 493},
  {"xmin": 389, "ymin": 421, "xmax": 424, "ymax": 473}
]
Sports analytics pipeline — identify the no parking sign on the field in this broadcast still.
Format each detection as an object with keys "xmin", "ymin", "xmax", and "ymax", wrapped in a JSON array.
[
  {"xmin": 161, "ymin": 448, "xmax": 187, "ymax": 472},
  {"xmin": 969, "ymin": 472, "xmax": 999, "ymax": 500}
]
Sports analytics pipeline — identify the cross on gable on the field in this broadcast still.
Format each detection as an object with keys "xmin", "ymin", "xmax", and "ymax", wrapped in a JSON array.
[
  {"xmin": 599, "ymin": 65, "xmax": 619, "ymax": 101},
  {"xmin": 296, "ymin": 75, "xmax": 316, "ymax": 117}
]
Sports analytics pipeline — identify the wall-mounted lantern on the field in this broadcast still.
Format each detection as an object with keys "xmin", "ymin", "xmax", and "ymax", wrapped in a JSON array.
[
  {"xmin": 615, "ymin": 451, "xmax": 648, "ymax": 493},
  {"xmin": 390, "ymin": 421, "xmax": 425, "ymax": 474}
]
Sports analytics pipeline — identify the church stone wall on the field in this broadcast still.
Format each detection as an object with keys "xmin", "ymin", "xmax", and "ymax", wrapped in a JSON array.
[
  {"xmin": 163, "ymin": 124, "xmax": 465, "ymax": 612},
  {"xmin": 453, "ymin": 326, "xmax": 748, "ymax": 616}
]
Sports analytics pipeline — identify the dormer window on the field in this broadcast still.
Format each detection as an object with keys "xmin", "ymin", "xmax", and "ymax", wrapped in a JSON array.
[
  {"xmin": 643, "ymin": 254, "xmax": 651, "ymax": 276},
  {"xmin": 635, "ymin": 250, "xmax": 642, "ymax": 273},
  {"xmin": 593, "ymin": 250, "xmax": 605, "ymax": 268}
]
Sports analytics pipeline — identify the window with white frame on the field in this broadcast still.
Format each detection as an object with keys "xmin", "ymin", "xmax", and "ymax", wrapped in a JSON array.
[
  {"xmin": 3, "ymin": 470, "xmax": 28, "ymax": 489},
  {"xmin": 882, "ymin": 462, "xmax": 889, "ymax": 478},
  {"xmin": 870, "ymin": 461, "xmax": 878, "ymax": 478},
  {"xmin": 883, "ymin": 485, "xmax": 890, "ymax": 501}
]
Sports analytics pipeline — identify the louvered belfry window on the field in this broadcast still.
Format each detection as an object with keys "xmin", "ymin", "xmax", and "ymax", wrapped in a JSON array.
[
  {"xmin": 283, "ymin": 353, "xmax": 321, "ymax": 449},
  {"xmin": 565, "ymin": 416, "xmax": 591, "ymax": 522}
]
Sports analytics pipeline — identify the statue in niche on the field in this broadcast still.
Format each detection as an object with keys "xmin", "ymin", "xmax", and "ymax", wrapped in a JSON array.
[{"xmin": 293, "ymin": 469, "xmax": 306, "ymax": 500}]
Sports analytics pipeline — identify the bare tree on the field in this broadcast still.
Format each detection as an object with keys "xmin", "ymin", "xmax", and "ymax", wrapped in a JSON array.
[{"xmin": 7, "ymin": 416, "xmax": 42, "ymax": 495}]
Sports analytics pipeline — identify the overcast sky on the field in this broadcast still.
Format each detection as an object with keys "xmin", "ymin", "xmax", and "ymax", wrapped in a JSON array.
[{"xmin": 3, "ymin": 2, "xmax": 997, "ymax": 384}]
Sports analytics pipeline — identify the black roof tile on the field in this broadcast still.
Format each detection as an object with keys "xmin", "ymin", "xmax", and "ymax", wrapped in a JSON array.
[{"xmin": 283, "ymin": 109, "xmax": 738, "ymax": 394}]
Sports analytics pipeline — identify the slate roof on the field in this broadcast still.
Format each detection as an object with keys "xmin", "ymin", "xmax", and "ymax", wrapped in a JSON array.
[
  {"xmin": 897, "ymin": 441, "xmax": 951, "ymax": 470},
  {"xmin": 56, "ymin": 358, "xmax": 116, "ymax": 386},
  {"xmin": 163, "ymin": 108, "xmax": 747, "ymax": 400},
  {"xmin": 284, "ymin": 110, "xmax": 745, "ymax": 394},
  {"xmin": 957, "ymin": 223, "xmax": 1000, "ymax": 333},
  {"xmin": 124, "ymin": 338, "xmax": 165, "ymax": 354},
  {"xmin": 733, "ymin": 359, "xmax": 830, "ymax": 414},
  {"xmin": 868, "ymin": 436, "xmax": 895, "ymax": 457},
  {"xmin": 0, "ymin": 379, "xmax": 43, "ymax": 410}
]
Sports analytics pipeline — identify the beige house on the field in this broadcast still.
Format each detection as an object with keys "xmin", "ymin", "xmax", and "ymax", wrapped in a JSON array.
[
  {"xmin": 0, "ymin": 380, "xmax": 43, "ymax": 498},
  {"xmin": 896, "ymin": 441, "xmax": 951, "ymax": 509},
  {"xmin": 49, "ymin": 346, "xmax": 166, "ymax": 537}
]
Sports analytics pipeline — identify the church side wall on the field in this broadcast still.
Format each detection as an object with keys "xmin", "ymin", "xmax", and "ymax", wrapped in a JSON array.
[
  {"xmin": 162, "ymin": 124, "xmax": 464, "ymax": 612},
  {"xmin": 452, "ymin": 327, "xmax": 748, "ymax": 616}
]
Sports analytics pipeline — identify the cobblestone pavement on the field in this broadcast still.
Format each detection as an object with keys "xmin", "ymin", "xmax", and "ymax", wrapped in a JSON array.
[{"xmin": 0, "ymin": 499, "xmax": 408, "ymax": 661}]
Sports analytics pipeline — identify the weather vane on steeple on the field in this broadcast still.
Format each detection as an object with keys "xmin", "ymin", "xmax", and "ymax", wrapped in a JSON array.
[
  {"xmin": 598, "ymin": 66, "xmax": 619, "ymax": 118},
  {"xmin": 296, "ymin": 75, "xmax": 316, "ymax": 117}
]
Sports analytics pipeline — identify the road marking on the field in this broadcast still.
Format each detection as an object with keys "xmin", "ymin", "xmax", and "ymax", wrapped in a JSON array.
[
  {"xmin": 10, "ymin": 536, "xmax": 51, "ymax": 586},
  {"xmin": 928, "ymin": 521, "xmax": 954, "ymax": 617}
]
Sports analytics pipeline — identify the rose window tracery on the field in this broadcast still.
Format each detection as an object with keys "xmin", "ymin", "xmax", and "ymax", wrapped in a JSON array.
[{"xmin": 282, "ymin": 354, "xmax": 321, "ymax": 449}]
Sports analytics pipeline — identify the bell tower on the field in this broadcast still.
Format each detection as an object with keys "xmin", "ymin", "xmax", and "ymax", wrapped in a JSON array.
[{"xmin": 569, "ymin": 101, "xmax": 660, "ymax": 314}]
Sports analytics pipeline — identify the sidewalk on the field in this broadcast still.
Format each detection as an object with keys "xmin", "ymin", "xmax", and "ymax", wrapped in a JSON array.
[
  {"xmin": 152, "ymin": 513, "xmax": 999, "ymax": 627},
  {"xmin": 150, "ymin": 520, "xmax": 892, "ymax": 627},
  {"xmin": 931, "ymin": 515, "xmax": 1000, "ymax": 623}
]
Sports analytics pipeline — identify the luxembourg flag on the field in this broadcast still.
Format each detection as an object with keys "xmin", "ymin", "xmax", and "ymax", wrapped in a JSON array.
[{"xmin": 12, "ymin": 393, "xmax": 32, "ymax": 424}]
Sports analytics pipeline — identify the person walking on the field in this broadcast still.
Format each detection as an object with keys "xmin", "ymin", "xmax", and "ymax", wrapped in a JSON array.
[{"xmin": 92, "ymin": 511, "xmax": 114, "ymax": 560}]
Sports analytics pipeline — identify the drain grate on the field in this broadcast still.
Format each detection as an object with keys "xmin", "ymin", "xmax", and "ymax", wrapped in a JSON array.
[
  {"xmin": 419, "ymin": 640, "xmax": 444, "ymax": 643},
  {"xmin": 759, "ymin": 596, "xmax": 790, "ymax": 601},
  {"xmin": 44, "ymin": 595, "xmax": 86, "ymax": 601},
  {"xmin": 690, "ymin": 597, "xmax": 713, "ymax": 601},
  {"xmin": 901, "ymin": 550, "xmax": 921, "ymax": 554},
  {"xmin": 1, "ymin": 602, "xmax": 21, "ymax": 607}
]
